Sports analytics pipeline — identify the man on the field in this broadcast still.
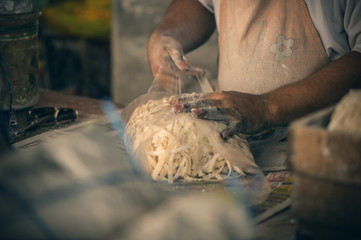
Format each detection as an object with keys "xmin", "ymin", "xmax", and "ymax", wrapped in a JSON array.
[{"xmin": 147, "ymin": 0, "xmax": 361, "ymax": 140}]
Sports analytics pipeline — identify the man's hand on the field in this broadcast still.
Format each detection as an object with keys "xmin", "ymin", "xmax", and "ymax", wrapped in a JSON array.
[
  {"xmin": 147, "ymin": 34, "xmax": 206, "ymax": 93},
  {"xmin": 170, "ymin": 91, "xmax": 271, "ymax": 139},
  {"xmin": 146, "ymin": 0, "xmax": 216, "ymax": 93},
  {"xmin": 147, "ymin": 35, "xmax": 205, "ymax": 93}
]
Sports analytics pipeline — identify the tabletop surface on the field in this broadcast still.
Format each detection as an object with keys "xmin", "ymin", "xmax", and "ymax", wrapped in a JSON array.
[{"xmin": 27, "ymin": 89, "xmax": 298, "ymax": 240}]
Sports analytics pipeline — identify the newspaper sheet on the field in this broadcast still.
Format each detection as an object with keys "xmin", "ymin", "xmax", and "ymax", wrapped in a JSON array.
[{"xmin": 251, "ymin": 171, "xmax": 292, "ymax": 223}]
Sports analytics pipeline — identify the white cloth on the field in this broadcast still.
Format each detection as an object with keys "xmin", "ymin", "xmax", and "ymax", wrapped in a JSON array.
[
  {"xmin": 198, "ymin": 0, "xmax": 361, "ymax": 61},
  {"xmin": 216, "ymin": 0, "xmax": 329, "ymax": 94}
]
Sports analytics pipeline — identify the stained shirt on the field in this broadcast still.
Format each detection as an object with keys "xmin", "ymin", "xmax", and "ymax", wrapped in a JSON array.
[{"xmin": 198, "ymin": 0, "xmax": 361, "ymax": 61}]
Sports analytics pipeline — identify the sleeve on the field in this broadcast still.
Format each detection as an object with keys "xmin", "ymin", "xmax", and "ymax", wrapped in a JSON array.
[
  {"xmin": 306, "ymin": 0, "xmax": 361, "ymax": 61},
  {"xmin": 344, "ymin": 0, "xmax": 361, "ymax": 54},
  {"xmin": 198, "ymin": 0, "xmax": 214, "ymax": 13}
]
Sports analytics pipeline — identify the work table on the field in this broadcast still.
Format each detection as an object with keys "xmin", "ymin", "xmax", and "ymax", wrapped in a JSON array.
[{"xmin": 12, "ymin": 89, "xmax": 298, "ymax": 240}]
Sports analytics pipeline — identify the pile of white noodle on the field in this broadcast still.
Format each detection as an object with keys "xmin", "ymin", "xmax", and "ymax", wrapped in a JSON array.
[{"xmin": 125, "ymin": 96, "xmax": 248, "ymax": 183}]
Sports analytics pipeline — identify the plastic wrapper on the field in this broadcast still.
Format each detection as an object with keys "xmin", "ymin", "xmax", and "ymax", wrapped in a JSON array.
[
  {"xmin": 121, "ymin": 90, "xmax": 270, "ymax": 201},
  {"xmin": 147, "ymin": 66, "xmax": 210, "ymax": 94},
  {"xmin": 120, "ymin": 65, "xmax": 272, "ymax": 204}
]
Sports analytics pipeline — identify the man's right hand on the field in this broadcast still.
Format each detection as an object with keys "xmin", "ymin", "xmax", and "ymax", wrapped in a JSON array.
[{"xmin": 147, "ymin": 34, "xmax": 205, "ymax": 93}]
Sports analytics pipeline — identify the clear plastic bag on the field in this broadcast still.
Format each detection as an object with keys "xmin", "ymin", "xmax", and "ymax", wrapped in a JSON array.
[
  {"xmin": 147, "ymin": 66, "xmax": 213, "ymax": 94},
  {"xmin": 120, "ymin": 65, "xmax": 271, "ymax": 203},
  {"xmin": 121, "ymin": 91, "xmax": 270, "ymax": 203}
]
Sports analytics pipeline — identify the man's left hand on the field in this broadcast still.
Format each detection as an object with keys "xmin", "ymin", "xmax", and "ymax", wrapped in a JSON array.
[{"xmin": 170, "ymin": 91, "xmax": 271, "ymax": 139}]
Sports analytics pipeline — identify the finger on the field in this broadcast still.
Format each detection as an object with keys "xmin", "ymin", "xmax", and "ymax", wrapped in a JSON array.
[
  {"xmin": 189, "ymin": 107, "xmax": 245, "ymax": 139},
  {"xmin": 220, "ymin": 121, "xmax": 243, "ymax": 140},
  {"xmin": 186, "ymin": 99, "xmax": 220, "ymax": 109},
  {"xmin": 172, "ymin": 99, "xmax": 221, "ymax": 113},
  {"xmin": 190, "ymin": 107, "xmax": 238, "ymax": 122},
  {"xmin": 170, "ymin": 92, "xmax": 200, "ymax": 107},
  {"xmin": 164, "ymin": 44, "xmax": 190, "ymax": 71},
  {"xmin": 170, "ymin": 93, "xmax": 218, "ymax": 113}
]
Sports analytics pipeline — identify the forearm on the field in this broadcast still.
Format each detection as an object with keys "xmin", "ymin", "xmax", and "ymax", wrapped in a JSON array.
[
  {"xmin": 265, "ymin": 51, "xmax": 361, "ymax": 125},
  {"xmin": 148, "ymin": 0, "xmax": 216, "ymax": 54}
]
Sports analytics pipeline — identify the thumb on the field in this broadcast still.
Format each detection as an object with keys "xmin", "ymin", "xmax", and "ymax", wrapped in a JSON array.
[{"xmin": 164, "ymin": 43, "xmax": 190, "ymax": 71}]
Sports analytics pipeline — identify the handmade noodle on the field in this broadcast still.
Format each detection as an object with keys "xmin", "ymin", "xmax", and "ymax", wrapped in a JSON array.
[{"xmin": 125, "ymin": 96, "xmax": 253, "ymax": 183}]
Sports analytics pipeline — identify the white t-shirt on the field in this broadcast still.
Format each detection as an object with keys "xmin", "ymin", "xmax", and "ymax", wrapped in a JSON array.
[{"xmin": 198, "ymin": 0, "xmax": 361, "ymax": 61}]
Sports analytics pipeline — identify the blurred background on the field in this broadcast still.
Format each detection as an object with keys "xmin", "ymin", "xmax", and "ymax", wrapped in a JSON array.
[{"xmin": 33, "ymin": 0, "xmax": 218, "ymax": 104}]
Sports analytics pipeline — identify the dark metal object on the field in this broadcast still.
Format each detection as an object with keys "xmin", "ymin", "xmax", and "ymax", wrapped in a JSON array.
[
  {"xmin": 25, "ymin": 107, "xmax": 78, "ymax": 132},
  {"xmin": 0, "ymin": 10, "xmax": 40, "ymax": 110}
]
